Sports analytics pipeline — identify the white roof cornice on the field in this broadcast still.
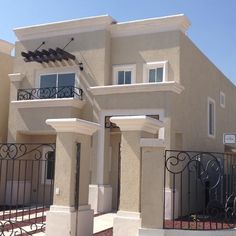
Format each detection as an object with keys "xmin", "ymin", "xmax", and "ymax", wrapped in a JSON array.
[
  {"xmin": 14, "ymin": 15, "xmax": 116, "ymax": 41},
  {"xmin": 14, "ymin": 14, "xmax": 190, "ymax": 41},
  {"xmin": 110, "ymin": 14, "xmax": 190, "ymax": 38}
]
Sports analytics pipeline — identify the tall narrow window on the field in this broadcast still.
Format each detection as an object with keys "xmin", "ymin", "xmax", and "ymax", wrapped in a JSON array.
[
  {"xmin": 208, "ymin": 98, "xmax": 216, "ymax": 137},
  {"xmin": 46, "ymin": 151, "xmax": 55, "ymax": 181},
  {"xmin": 41, "ymin": 149, "xmax": 55, "ymax": 184}
]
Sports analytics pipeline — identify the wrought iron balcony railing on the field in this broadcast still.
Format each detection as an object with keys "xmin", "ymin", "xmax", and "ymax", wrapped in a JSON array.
[{"xmin": 17, "ymin": 86, "xmax": 83, "ymax": 101}]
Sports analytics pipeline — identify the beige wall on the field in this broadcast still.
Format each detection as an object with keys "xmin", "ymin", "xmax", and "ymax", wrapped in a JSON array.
[
  {"xmin": 171, "ymin": 32, "xmax": 236, "ymax": 152},
  {"xmin": 0, "ymin": 51, "xmax": 13, "ymax": 142},
  {"xmin": 111, "ymin": 31, "xmax": 180, "ymax": 83}
]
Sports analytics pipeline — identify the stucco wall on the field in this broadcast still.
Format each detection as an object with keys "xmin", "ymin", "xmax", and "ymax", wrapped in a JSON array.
[
  {"xmin": 111, "ymin": 31, "xmax": 180, "ymax": 83},
  {"xmin": 0, "ymin": 51, "xmax": 13, "ymax": 142},
  {"xmin": 171, "ymin": 32, "xmax": 236, "ymax": 152}
]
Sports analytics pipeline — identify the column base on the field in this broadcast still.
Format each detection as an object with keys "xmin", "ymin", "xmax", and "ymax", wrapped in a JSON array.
[
  {"xmin": 113, "ymin": 211, "xmax": 141, "ymax": 236},
  {"xmin": 46, "ymin": 205, "xmax": 93, "ymax": 236},
  {"xmin": 88, "ymin": 184, "xmax": 112, "ymax": 213},
  {"xmin": 139, "ymin": 228, "xmax": 165, "ymax": 236},
  {"xmin": 77, "ymin": 205, "xmax": 94, "ymax": 236},
  {"xmin": 165, "ymin": 188, "xmax": 179, "ymax": 220},
  {"xmin": 46, "ymin": 205, "xmax": 76, "ymax": 236}
]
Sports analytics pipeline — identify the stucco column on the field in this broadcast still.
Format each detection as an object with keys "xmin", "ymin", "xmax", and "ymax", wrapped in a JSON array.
[
  {"xmin": 89, "ymin": 113, "xmax": 112, "ymax": 213},
  {"xmin": 110, "ymin": 116, "xmax": 164, "ymax": 236},
  {"xmin": 45, "ymin": 118, "xmax": 100, "ymax": 236},
  {"xmin": 7, "ymin": 73, "xmax": 24, "ymax": 142},
  {"xmin": 139, "ymin": 140, "xmax": 165, "ymax": 236}
]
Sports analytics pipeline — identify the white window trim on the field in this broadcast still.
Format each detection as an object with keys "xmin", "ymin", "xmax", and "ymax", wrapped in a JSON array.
[
  {"xmin": 41, "ymin": 146, "xmax": 55, "ymax": 185},
  {"xmin": 112, "ymin": 64, "xmax": 136, "ymax": 85},
  {"xmin": 207, "ymin": 97, "xmax": 216, "ymax": 138},
  {"xmin": 220, "ymin": 91, "xmax": 225, "ymax": 108},
  {"xmin": 35, "ymin": 67, "xmax": 80, "ymax": 88},
  {"xmin": 143, "ymin": 61, "xmax": 168, "ymax": 83}
]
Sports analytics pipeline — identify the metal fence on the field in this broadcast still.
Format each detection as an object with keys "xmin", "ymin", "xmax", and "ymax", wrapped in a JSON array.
[
  {"xmin": 164, "ymin": 150, "xmax": 236, "ymax": 230},
  {"xmin": 17, "ymin": 86, "xmax": 83, "ymax": 100},
  {"xmin": 0, "ymin": 143, "xmax": 55, "ymax": 235}
]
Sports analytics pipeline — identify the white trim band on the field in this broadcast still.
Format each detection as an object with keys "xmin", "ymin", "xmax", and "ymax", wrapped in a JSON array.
[
  {"xmin": 11, "ymin": 98, "xmax": 86, "ymax": 109},
  {"xmin": 8, "ymin": 73, "xmax": 25, "ymax": 82},
  {"xmin": 88, "ymin": 82, "xmax": 184, "ymax": 96}
]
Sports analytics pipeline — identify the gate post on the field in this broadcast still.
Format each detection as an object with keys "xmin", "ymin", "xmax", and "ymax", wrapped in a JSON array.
[
  {"xmin": 110, "ymin": 116, "xmax": 163, "ymax": 236},
  {"xmin": 139, "ymin": 142, "xmax": 165, "ymax": 236},
  {"xmin": 45, "ymin": 118, "xmax": 100, "ymax": 236}
]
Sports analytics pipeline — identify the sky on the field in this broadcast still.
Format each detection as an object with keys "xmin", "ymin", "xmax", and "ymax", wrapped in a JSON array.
[{"xmin": 1, "ymin": 0, "xmax": 236, "ymax": 83}]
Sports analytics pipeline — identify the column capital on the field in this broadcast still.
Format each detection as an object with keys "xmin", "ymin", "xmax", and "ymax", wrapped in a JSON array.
[
  {"xmin": 110, "ymin": 115, "xmax": 164, "ymax": 134},
  {"xmin": 8, "ymin": 73, "xmax": 25, "ymax": 82},
  {"xmin": 46, "ymin": 118, "xmax": 101, "ymax": 136}
]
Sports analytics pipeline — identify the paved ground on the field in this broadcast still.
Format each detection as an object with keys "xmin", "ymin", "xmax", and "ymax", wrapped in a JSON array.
[
  {"xmin": 93, "ymin": 213, "xmax": 115, "ymax": 234},
  {"xmin": 0, "ymin": 208, "xmax": 115, "ymax": 235}
]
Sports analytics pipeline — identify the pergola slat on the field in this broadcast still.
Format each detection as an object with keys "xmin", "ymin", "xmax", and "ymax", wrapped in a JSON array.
[{"xmin": 21, "ymin": 47, "xmax": 77, "ymax": 64}]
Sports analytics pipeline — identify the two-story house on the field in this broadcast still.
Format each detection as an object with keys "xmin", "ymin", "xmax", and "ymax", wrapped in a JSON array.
[{"xmin": 7, "ymin": 14, "xmax": 236, "ymax": 217}]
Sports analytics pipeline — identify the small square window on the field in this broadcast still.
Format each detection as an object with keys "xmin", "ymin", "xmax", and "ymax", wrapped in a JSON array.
[
  {"xmin": 144, "ymin": 61, "xmax": 167, "ymax": 83},
  {"xmin": 113, "ymin": 65, "xmax": 136, "ymax": 85},
  {"xmin": 220, "ymin": 92, "xmax": 225, "ymax": 108}
]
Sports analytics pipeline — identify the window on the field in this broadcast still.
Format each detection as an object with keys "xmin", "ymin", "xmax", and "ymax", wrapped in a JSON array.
[
  {"xmin": 40, "ymin": 73, "xmax": 75, "ymax": 98},
  {"xmin": 41, "ymin": 150, "xmax": 55, "ymax": 184},
  {"xmin": 113, "ymin": 65, "xmax": 136, "ymax": 85},
  {"xmin": 220, "ymin": 91, "xmax": 225, "ymax": 108},
  {"xmin": 143, "ymin": 61, "xmax": 168, "ymax": 83},
  {"xmin": 208, "ymin": 97, "xmax": 216, "ymax": 138}
]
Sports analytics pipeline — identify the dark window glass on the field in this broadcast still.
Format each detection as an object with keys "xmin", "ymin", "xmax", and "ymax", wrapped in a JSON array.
[
  {"xmin": 58, "ymin": 73, "xmax": 75, "ymax": 98},
  {"xmin": 40, "ymin": 73, "xmax": 75, "ymax": 99},
  {"xmin": 46, "ymin": 151, "xmax": 55, "ymax": 180},
  {"xmin": 156, "ymin": 68, "xmax": 163, "ymax": 82},
  {"xmin": 40, "ymin": 74, "xmax": 57, "ymax": 98},
  {"xmin": 209, "ymin": 102, "xmax": 215, "ymax": 135},
  {"xmin": 149, "ymin": 69, "xmax": 156, "ymax": 82},
  {"xmin": 125, "ymin": 71, "xmax": 131, "ymax": 84},
  {"xmin": 118, "ymin": 71, "xmax": 125, "ymax": 84}
]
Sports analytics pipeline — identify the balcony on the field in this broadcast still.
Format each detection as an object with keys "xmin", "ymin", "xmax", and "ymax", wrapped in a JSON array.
[
  {"xmin": 17, "ymin": 86, "xmax": 83, "ymax": 101},
  {"xmin": 11, "ymin": 86, "xmax": 86, "ymax": 134},
  {"xmin": 12, "ymin": 86, "xmax": 85, "ymax": 110}
]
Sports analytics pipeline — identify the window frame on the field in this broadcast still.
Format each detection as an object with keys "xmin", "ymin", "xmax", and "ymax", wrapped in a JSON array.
[
  {"xmin": 143, "ymin": 61, "xmax": 168, "ymax": 83},
  {"xmin": 112, "ymin": 64, "xmax": 136, "ymax": 85},
  {"xmin": 207, "ymin": 97, "xmax": 216, "ymax": 138},
  {"xmin": 38, "ymin": 72, "xmax": 76, "ymax": 88},
  {"xmin": 36, "ymin": 72, "xmax": 77, "ymax": 99},
  {"xmin": 220, "ymin": 91, "xmax": 225, "ymax": 108},
  {"xmin": 36, "ymin": 68, "xmax": 80, "ymax": 89}
]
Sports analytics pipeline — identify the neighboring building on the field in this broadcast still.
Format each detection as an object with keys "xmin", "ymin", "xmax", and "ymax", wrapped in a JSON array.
[
  {"xmin": 7, "ymin": 14, "xmax": 236, "ymax": 216},
  {"xmin": 0, "ymin": 40, "xmax": 13, "ymax": 142}
]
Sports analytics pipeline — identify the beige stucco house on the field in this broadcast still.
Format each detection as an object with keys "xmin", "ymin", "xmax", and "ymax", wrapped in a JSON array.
[
  {"xmin": 4, "ymin": 14, "xmax": 236, "ymax": 236},
  {"xmin": 0, "ymin": 40, "xmax": 13, "ymax": 142}
]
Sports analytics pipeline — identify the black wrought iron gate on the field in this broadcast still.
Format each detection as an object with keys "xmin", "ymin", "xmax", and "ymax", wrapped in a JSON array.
[
  {"xmin": 164, "ymin": 150, "xmax": 236, "ymax": 230},
  {"xmin": 0, "ymin": 143, "xmax": 55, "ymax": 235}
]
